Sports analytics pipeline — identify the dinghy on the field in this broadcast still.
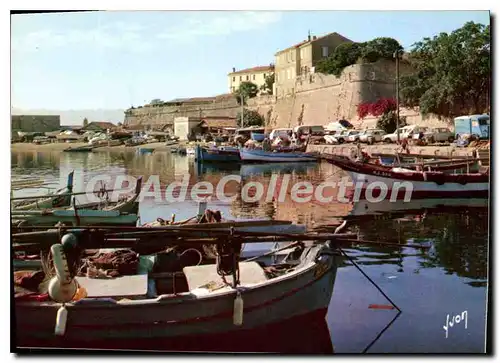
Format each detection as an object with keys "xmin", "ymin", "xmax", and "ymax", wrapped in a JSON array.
[{"xmin": 12, "ymin": 171, "xmax": 75, "ymax": 211}]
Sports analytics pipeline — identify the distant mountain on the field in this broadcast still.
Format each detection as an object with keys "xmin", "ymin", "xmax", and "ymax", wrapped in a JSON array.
[{"xmin": 11, "ymin": 108, "xmax": 125, "ymax": 126}]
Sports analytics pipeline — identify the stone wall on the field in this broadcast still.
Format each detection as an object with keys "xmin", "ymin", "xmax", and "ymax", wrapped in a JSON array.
[
  {"xmin": 265, "ymin": 59, "xmax": 414, "ymax": 129},
  {"xmin": 124, "ymin": 59, "xmax": 426, "ymax": 130},
  {"xmin": 124, "ymin": 98, "xmax": 240, "ymax": 127},
  {"xmin": 357, "ymin": 108, "xmax": 453, "ymax": 130}
]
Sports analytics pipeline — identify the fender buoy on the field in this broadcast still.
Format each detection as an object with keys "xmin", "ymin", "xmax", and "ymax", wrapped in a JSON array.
[
  {"xmin": 233, "ymin": 291, "xmax": 244, "ymax": 326},
  {"xmin": 48, "ymin": 243, "xmax": 78, "ymax": 303}
]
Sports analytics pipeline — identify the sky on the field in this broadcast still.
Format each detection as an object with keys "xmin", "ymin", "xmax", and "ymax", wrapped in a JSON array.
[{"xmin": 11, "ymin": 10, "xmax": 490, "ymax": 111}]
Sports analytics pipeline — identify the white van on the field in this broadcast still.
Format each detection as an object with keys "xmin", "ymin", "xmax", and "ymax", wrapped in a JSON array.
[{"xmin": 383, "ymin": 125, "xmax": 427, "ymax": 143}]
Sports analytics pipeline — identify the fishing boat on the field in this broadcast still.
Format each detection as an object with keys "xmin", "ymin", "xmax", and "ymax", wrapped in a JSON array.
[
  {"xmin": 11, "ymin": 178, "xmax": 143, "ymax": 227},
  {"xmin": 137, "ymin": 147, "xmax": 155, "ymax": 154},
  {"xmin": 11, "ymin": 209, "xmax": 138, "ymax": 227},
  {"xmin": 63, "ymin": 145, "xmax": 95, "ymax": 152},
  {"xmin": 13, "ymin": 221, "xmax": 345, "ymax": 352},
  {"xmin": 325, "ymin": 154, "xmax": 489, "ymax": 200},
  {"xmin": 194, "ymin": 145, "xmax": 241, "ymax": 163},
  {"xmin": 12, "ymin": 171, "xmax": 75, "ymax": 211},
  {"xmin": 375, "ymin": 155, "xmax": 480, "ymax": 173},
  {"xmin": 239, "ymin": 148, "xmax": 319, "ymax": 163}
]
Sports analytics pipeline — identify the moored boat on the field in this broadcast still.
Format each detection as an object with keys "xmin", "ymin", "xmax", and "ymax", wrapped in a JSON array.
[
  {"xmin": 11, "ymin": 209, "xmax": 139, "ymax": 227},
  {"xmin": 12, "ymin": 178, "xmax": 143, "ymax": 227},
  {"xmin": 325, "ymin": 154, "xmax": 489, "ymax": 200},
  {"xmin": 194, "ymin": 145, "xmax": 241, "ymax": 163},
  {"xmin": 239, "ymin": 148, "xmax": 319, "ymax": 163},
  {"xmin": 13, "ymin": 224, "xmax": 344, "ymax": 352},
  {"xmin": 12, "ymin": 171, "xmax": 75, "ymax": 211},
  {"xmin": 63, "ymin": 145, "xmax": 94, "ymax": 152}
]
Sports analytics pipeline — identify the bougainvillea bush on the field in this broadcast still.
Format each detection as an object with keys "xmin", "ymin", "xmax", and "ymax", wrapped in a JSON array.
[
  {"xmin": 357, "ymin": 98, "xmax": 397, "ymax": 119},
  {"xmin": 357, "ymin": 98, "xmax": 406, "ymax": 133}
]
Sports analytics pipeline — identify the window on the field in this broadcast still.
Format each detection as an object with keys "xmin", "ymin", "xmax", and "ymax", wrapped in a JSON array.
[
  {"xmin": 291, "ymin": 51, "xmax": 295, "ymax": 61},
  {"xmin": 263, "ymin": 73, "xmax": 266, "ymax": 79},
  {"xmin": 239, "ymin": 76, "xmax": 242, "ymax": 81},
  {"xmin": 246, "ymin": 75, "xmax": 249, "ymax": 81},
  {"xmin": 253, "ymin": 74, "xmax": 256, "ymax": 80},
  {"xmin": 322, "ymin": 46, "xmax": 329, "ymax": 57},
  {"xmin": 232, "ymin": 86, "xmax": 235, "ymax": 92},
  {"xmin": 233, "ymin": 77, "xmax": 235, "ymax": 81}
]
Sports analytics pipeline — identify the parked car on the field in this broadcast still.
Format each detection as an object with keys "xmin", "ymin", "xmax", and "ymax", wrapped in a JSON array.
[
  {"xmin": 335, "ymin": 130, "xmax": 360, "ymax": 144},
  {"xmin": 417, "ymin": 127, "xmax": 455, "ymax": 143},
  {"xmin": 383, "ymin": 125, "xmax": 427, "ymax": 143},
  {"xmin": 293, "ymin": 125, "xmax": 325, "ymax": 137},
  {"xmin": 359, "ymin": 129, "xmax": 387, "ymax": 144},
  {"xmin": 347, "ymin": 130, "xmax": 363, "ymax": 143}
]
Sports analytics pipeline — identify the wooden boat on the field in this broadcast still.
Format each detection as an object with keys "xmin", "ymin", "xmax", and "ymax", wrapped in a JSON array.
[
  {"xmin": 239, "ymin": 148, "xmax": 319, "ymax": 163},
  {"xmin": 11, "ymin": 209, "xmax": 138, "ymax": 227},
  {"xmin": 12, "ymin": 171, "xmax": 75, "ymax": 211},
  {"xmin": 12, "ymin": 178, "xmax": 142, "ymax": 227},
  {"xmin": 376, "ymin": 155, "xmax": 480, "ymax": 173},
  {"xmin": 137, "ymin": 147, "xmax": 155, "ymax": 154},
  {"xmin": 13, "ymin": 224, "xmax": 344, "ymax": 352},
  {"xmin": 325, "ymin": 154, "xmax": 489, "ymax": 200},
  {"xmin": 194, "ymin": 145, "xmax": 241, "ymax": 163},
  {"xmin": 63, "ymin": 145, "xmax": 94, "ymax": 152}
]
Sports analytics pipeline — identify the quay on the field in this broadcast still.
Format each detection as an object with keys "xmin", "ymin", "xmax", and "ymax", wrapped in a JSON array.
[{"xmin": 306, "ymin": 144, "xmax": 488, "ymax": 160}]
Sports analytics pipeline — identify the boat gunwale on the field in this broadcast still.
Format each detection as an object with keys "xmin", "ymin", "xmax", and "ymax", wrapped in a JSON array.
[{"xmin": 16, "ymin": 245, "xmax": 332, "ymax": 310}]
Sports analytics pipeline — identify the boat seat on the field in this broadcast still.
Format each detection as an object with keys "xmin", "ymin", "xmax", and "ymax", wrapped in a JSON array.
[
  {"xmin": 75, "ymin": 275, "xmax": 148, "ymax": 299},
  {"xmin": 183, "ymin": 262, "xmax": 268, "ymax": 291}
]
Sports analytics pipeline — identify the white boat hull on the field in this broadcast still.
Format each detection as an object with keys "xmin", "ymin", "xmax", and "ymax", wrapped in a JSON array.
[{"xmin": 347, "ymin": 171, "xmax": 489, "ymax": 200}]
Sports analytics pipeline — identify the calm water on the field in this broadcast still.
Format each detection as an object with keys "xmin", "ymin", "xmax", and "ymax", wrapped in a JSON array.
[{"xmin": 11, "ymin": 150, "xmax": 489, "ymax": 353}]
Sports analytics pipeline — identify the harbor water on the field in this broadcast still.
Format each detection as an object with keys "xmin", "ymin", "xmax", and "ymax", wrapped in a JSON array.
[{"xmin": 11, "ymin": 150, "xmax": 489, "ymax": 353}]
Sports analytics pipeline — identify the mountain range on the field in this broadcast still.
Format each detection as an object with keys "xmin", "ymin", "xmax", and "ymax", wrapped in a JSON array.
[{"xmin": 11, "ymin": 108, "xmax": 125, "ymax": 126}]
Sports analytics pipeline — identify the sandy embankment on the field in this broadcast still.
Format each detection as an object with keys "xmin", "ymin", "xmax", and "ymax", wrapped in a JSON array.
[{"xmin": 10, "ymin": 141, "xmax": 188, "ymax": 153}]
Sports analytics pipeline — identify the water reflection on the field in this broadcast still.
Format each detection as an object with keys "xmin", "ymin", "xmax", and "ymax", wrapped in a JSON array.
[
  {"xmin": 343, "ymin": 200, "xmax": 489, "ymax": 284},
  {"xmin": 10, "ymin": 150, "xmax": 489, "ymax": 352}
]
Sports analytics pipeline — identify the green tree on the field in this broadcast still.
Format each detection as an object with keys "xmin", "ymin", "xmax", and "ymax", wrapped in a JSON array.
[
  {"xmin": 150, "ymin": 99, "xmax": 163, "ymax": 106},
  {"xmin": 360, "ymin": 37, "xmax": 403, "ymax": 62},
  {"xmin": 83, "ymin": 117, "xmax": 89, "ymax": 127},
  {"xmin": 234, "ymin": 82, "xmax": 259, "ymax": 105},
  {"xmin": 376, "ymin": 111, "xmax": 407, "ymax": 134},
  {"xmin": 400, "ymin": 22, "xmax": 490, "ymax": 118},
  {"xmin": 260, "ymin": 74, "xmax": 275, "ymax": 95},
  {"xmin": 315, "ymin": 38, "xmax": 402, "ymax": 76},
  {"xmin": 236, "ymin": 108, "xmax": 264, "ymax": 127}
]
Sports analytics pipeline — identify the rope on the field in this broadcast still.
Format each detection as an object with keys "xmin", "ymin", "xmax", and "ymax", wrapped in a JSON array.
[{"xmin": 339, "ymin": 248, "xmax": 401, "ymax": 312}]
